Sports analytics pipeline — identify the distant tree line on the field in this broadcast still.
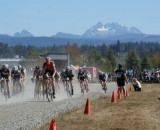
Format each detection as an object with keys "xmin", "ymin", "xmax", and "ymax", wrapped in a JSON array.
[{"xmin": 0, "ymin": 40, "xmax": 160, "ymax": 72}]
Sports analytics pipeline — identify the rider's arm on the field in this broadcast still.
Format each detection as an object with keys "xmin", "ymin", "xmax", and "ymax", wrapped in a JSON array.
[{"xmin": 52, "ymin": 67, "xmax": 56, "ymax": 78}]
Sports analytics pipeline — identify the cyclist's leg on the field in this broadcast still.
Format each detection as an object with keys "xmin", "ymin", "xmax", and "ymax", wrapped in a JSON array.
[
  {"xmin": 104, "ymin": 81, "xmax": 107, "ymax": 90},
  {"xmin": 85, "ymin": 79, "xmax": 89, "ymax": 92},
  {"xmin": 6, "ymin": 80, "xmax": 10, "ymax": 98},
  {"xmin": 12, "ymin": 79, "xmax": 15, "ymax": 96},
  {"xmin": 42, "ymin": 78, "xmax": 47, "ymax": 99},
  {"xmin": 19, "ymin": 79, "xmax": 23, "ymax": 94},
  {"xmin": 52, "ymin": 78, "xmax": 56, "ymax": 98},
  {"xmin": 100, "ymin": 81, "xmax": 104, "ymax": 90},
  {"xmin": 79, "ymin": 80, "xmax": 83, "ymax": 92},
  {"xmin": 0, "ymin": 83, "xmax": 2, "ymax": 92},
  {"xmin": 35, "ymin": 79, "xmax": 39, "ymax": 98},
  {"xmin": 70, "ymin": 80, "xmax": 74, "ymax": 95}
]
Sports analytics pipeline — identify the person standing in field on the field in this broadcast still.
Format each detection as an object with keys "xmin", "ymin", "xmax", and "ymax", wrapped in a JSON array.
[
  {"xmin": 114, "ymin": 64, "xmax": 128, "ymax": 97},
  {"xmin": 132, "ymin": 77, "xmax": 142, "ymax": 92}
]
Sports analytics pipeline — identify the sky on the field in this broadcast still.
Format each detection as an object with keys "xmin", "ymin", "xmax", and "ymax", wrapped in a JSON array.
[{"xmin": 1, "ymin": 0, "xmax": 160, "ymax": 36}]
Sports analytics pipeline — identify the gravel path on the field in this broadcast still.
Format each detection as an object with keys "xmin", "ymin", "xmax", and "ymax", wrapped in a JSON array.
[{"xmin": 0, "ymin": 81, "xmax": 117, "ymax": 130}]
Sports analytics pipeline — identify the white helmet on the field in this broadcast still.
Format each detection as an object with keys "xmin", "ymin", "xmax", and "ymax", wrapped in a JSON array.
[
  {"xmin": 13, "ymin": 66, "xmax": 18, "ymax": 71},
  {"xmin": 4, "ymin": 64, "xmax": 9, "ymax": 69},
  {"xmin": 45, "ymin": 56, "xmax": 51, "ymax": 61},
  {"xmin": 18, "ymin": 65, "xmax": 22, "ymax": 69}
]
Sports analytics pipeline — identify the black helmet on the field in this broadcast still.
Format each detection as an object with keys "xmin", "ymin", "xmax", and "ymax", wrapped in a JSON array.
[
  {"xmin": 118, "ymin": 64, "xmax": 122, "ymax": 69},
  {"xmin": 35, "ymin": 65, "xmax": 40, "ymax": 69},
  {"xmin": 66, "ymin": 66, "xmax": 70, "ymax": 70}
]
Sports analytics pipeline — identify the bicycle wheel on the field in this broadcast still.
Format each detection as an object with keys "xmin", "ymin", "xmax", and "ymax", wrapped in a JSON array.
[{"xmin": 46, "ymin": 85, "xmax": 53, "ymax": 102}]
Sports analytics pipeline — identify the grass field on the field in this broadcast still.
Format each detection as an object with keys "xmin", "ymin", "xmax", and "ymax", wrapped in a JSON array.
[{"xmin": 38, "ymin": 83, "xmax": 160, "ymax": 130}]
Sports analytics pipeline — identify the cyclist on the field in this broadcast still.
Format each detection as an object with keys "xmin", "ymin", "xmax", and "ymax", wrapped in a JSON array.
[
  {"xmin": 114, "ymin": 64, "xmax": 128, "ymax": 97},
  {"xmin": 32, "ymin": 66, "xmax": 43, "ymax": 81},
  {"xmin": 31, "ymin": 65, "xmax": 43, "ymax": 98},
  {"xmin": 78, "ymin": 67, "xmax": 89, "ymax": 93},
  {"xmin": 60, "ymin": 69, "xmax": 66, "ymax": 82},
  {"xmin": 18, "ymin": 65, "xmax": 26, "ymax": 79},
  {"xmin": 18, "ymin": 65, "xmax": 26, "ymax": 92},
  {"xmin": 11, "ymin": 66, "xmax": 22, "ymax": 95},
  {"xmin": 0, "ymin": 64, "xmax": 11, "ymax": 98},
  {"xmin": 42, "ymin": 57, "xmax": 56, "ymax": 98},
  {"xmin": 98, "ymin": 71, "xmax": 107, "ymax": 90},
  {"xmin": 64, "ymin": 66, "xmax": 74, "ymax": 95}
]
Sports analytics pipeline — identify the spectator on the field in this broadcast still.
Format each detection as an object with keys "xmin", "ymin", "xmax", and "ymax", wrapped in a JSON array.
[
  {"xmin": 132, "ymin": 78, "xmax": 142, "ymax": 92},
  {"xmin": 114, "ymin": 64, "xmax": 128, "ymax": 97}
]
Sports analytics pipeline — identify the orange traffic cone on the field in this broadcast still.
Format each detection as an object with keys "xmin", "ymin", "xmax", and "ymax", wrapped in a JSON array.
[
  {"xmin": 84, "ymin": 98, "xmax": 91, "ymax": 115},
  {"xmin": 49, "ymin": 119, "xmax": 56, "ymax": 130},
  {"xmin": 117, "ymin": 90, "xmax": 121, "ymax": 99},
  {"xmin": 129, "ymin": 86, "xmax": 132, "ymax": 92},
  {"xmin": 111, "ymin": 91, "xmax": 116, "ymax": 103},
  {"xmin": 125, "ymin": 89, "xmax": 129, "ymax": 97}
]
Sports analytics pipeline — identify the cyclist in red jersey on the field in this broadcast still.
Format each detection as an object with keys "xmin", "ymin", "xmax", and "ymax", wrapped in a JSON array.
[{"xmin": 42, "ymin": 57, "xmax": 56, "ymax": 98}]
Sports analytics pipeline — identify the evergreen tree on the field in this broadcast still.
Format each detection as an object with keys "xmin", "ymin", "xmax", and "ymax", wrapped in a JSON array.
[
  {"xmin": 141, "ymin": 56, "xmax": 152, "ymax": 70},
  {"xmin": 107, "ymin": 48, "xmax": 117, "ymax": 70},
  {"xmin": 126, "ymin": 50, "xmax": 140, "ymax": 70}
]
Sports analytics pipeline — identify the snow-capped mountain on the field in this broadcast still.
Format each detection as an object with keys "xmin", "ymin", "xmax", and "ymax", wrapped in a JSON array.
[
  {"xmin": 82, "ymin": 22, "xmax": 143, "ymax": 38},
  {"xmin": 13, "ymin": 30, "xmax": 34, "ymax": 37}
]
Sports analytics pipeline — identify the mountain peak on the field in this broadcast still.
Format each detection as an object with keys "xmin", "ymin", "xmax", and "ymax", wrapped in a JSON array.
[
  {"xmin": 13, "ymin": 30, "xmax": 34, "ymax": 37},
  {"xmin": 82, "ymin": 22, "xmax": 143, "ymax": 38}
]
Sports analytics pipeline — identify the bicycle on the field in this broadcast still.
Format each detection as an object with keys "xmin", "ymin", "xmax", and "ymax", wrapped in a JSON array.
[
  {"xmin": 80, "ymin": 79, "xmax": 89, "ymax": 95},
  {"xmin": 64, "ymin": 78, "xmax": 72, "ymax": 97},
  {"xmin": 12, "ymin": 78, "xmax": 22, "ymax": 96},
  {"xmin": 99, "ymin": 80, "xmax": 107, "ymax": 93},
  {"xmin": 34, "ymin": 76, "xmax": 43, "ymax": 99},
  {"xmin": 1, "ymin": 78, "xmax": 10, "ymax": 101},
  {"xmin": 43, "ymin": 74, "xmax": 54, "ymax": 102}
]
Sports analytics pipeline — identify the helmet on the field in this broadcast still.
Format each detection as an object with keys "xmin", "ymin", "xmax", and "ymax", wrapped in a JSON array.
[
  {"xmin": 45, "ymin": 56, "xmax": 51, "ymax": 61},
  {"xmin": 18, "ymin": 65, "xmax": 22, "ymax": 69},
  {"xmin": 118, "ymin": 64, "xmax": 122, "ymax": 69},
  {"xmin": 39, "ymin": 68, "xmax": 42, "ymax": 72},
  {"xmin": 35, "ymin": 65, "xmax": 40, "ymax": 70},
  {"xmin": 13, "ymin": 66, "xmax": 18, "ymax": 71},
  {"xmin": 66, "ymin": 66, "xmax": 70, "ymax": 70},
  {"xmin": 2, "ymin": 64, "xmax": 5, "ymax": 69},
  {"xmin": 79, "ymin": 67, "xmax": 82, "ymax": 72},
  {"xmin": 3, "ymin": 64, "xmax": 9, "ymax": 69}
]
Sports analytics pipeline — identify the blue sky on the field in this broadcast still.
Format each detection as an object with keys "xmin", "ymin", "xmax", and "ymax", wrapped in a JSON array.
[{"xmin": 1, "ymin": 0, "xmax": 160, "ymax": 36}]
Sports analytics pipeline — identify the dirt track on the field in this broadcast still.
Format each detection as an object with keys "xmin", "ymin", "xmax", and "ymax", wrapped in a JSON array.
[{"xmin": 0, "ymin": 81, "xmax": 117, "ymax": 130}]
